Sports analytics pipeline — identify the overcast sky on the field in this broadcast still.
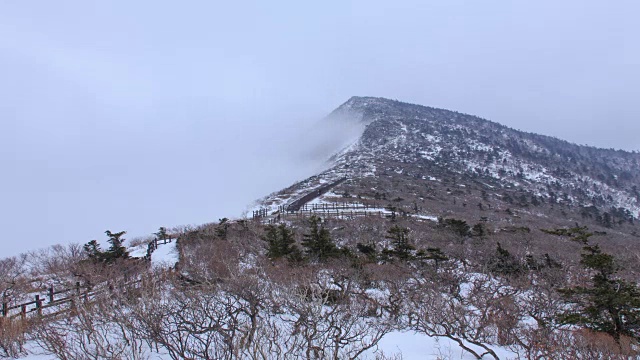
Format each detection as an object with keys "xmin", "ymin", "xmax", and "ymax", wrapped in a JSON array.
[{"xmin": 1, "ymin": 1, "xmax": 638, "ymax": 256}]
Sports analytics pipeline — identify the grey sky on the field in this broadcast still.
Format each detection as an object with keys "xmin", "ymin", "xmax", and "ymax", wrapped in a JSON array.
[{"xmin": 1, "ymin": 1, "xmax": 638, "ymax": 256}]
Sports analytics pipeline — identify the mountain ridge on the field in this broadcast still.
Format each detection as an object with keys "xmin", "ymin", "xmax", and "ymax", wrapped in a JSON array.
[
  {"xmin": 255, "ymin": 96, "xmax": 640, "ymax": 223},
  {"xmin": 335, "ymin": 96, "xmax": 638, "ymax": 153}
]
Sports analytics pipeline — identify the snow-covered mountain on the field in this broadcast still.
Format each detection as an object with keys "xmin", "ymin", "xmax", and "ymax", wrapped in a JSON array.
[{"xmin": 256, "ymin": 96, "xmax": 640, "ymax": 226}]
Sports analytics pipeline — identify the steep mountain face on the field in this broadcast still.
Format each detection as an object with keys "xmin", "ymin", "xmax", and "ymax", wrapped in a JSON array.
[{"xmin": 256, "ymin": 96, "xmax": 640, "ymax": 227}]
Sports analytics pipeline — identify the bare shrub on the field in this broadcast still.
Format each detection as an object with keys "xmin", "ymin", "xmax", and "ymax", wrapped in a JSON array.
[
  {"xmin": 511, "ymin": 328, "xmax": 640, "ymax": 359},
  {"xmin": 0, "ymin": 318, "xmax": 28, "ymax": 358},
  {"xmin": 273, "ymin": 263, "xmax": 395, "ymax": 360},
  {"xmin": 0, "ymin": 255, "xmax": 29, "ymax": 306},
  {"xmin": 405, "ymin": 273, "xmax": 512, "ymax": 359},
  {"xmin": 30, "ymin": 295, "xmax": 148, "ymax": 360}
]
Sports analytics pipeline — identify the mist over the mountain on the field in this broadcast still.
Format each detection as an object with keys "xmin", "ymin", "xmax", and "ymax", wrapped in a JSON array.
[{"xmin": 0, "ymin": 101, "xmax": 362, "ymax": 257}]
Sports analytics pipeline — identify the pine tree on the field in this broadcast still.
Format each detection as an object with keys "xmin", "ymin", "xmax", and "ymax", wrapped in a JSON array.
[
  {"xmin": 541, "ymin": 225, "xmax": 593, "ymax": 244},
  {"xmin": 487, "ymin": 242, "xmax": 523, "ymax": 277},
  {"xmin": 83, "ymin": 231, "xmax": 129, "ymax": 263},
  {"xmin": 155, "ymin": 227, "xmax": 169, "ymax": 243},
  {"xmin": 471, "ymin": 223, "xmax": 486, "ymax": 237},
  {"xmin": 439, "ymin": 218, "xmax": 470, "ymax": 237},
  {"xmin": 558, "ymin": 244, "xmax": 640, "ymax": 341},
  {"xmin": 104, "ymin": 230, "xmax": 129, "ymax": 261},
  {"xmin": 83, "ymin": 240, "xmax": 102, "ymax": 260},
  {"xmin": 385, "ymin": 225, "xmax": 414, "ymax": 261},
  {"xmin": 356, "ymin": 242, "xmax": 377, "ymax": 261},
  {"xmin": 424, "ymin": 247, "xmax": 448, "ymax": 269},
  {"xmin": 264, "ymin": 223, "xmax": 300, "ymax": 260},
  {"xmin": 216, "ymin": 218, "xmax": 229, "ymax": 239},
  {"xmin": 301, "ymin": 216, "xmax": 338, "ymax": 261}
]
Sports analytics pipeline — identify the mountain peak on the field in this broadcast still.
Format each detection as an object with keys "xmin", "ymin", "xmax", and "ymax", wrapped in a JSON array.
[
  {"xmin": 336, "ymin": 96, "xmax": 407, "ymax": 112},
  {"xmin": 328, "ymin": 96, "xmax": 419, "ymax": 124}
]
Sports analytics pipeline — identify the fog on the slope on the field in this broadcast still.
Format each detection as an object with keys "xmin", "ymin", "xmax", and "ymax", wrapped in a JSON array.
[{"xmin": 1, "ymin": 97, "xmax": 365, "ymax": 257}]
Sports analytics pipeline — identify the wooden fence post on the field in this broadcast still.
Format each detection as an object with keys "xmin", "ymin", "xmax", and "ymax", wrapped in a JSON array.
[
  {"xmin": 76, "ymin": 281, "xmax": 81, "ymax": 296},
  {"xmin": 35, "ymin": 295, "xmax": 42, "ymax": 316},
  {"xmin": 49, "ymin": 286, "xmax": 54, "ymax": 303},
  {"xmin": 21, "ymin": 305, "xmax": 26, "ymax": 319},
  {"xmin": 1, "ymin": 302, "xmax": 6, "ymax": 317}
]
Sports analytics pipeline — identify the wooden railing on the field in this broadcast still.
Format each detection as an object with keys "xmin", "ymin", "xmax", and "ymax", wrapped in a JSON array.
[
  {"xmin": 264, "ymin": 209, "xmax": 385, "ymax": 224},
  {"xmin": 1, "ymin": 235, "xmax": 176, "ymax": 320},
  {"xmin": 1, "ymin": 276, "xmax": 149, "ymax": 320},
  {"xmin": 254, "ymin": 201, "xmax": 391, "ymax": 224}
]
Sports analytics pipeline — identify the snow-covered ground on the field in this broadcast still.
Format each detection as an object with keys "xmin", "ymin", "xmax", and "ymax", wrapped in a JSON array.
[
  {"xmin": 21, "ymin": 331, "xmax": 516, "ymax": 359},
  {"xmin": 368, "ymin": 331, "xmax": 516, "ymax": 359},
  {"xmin": 150, "ymin": 241, "xmax": 178, "ymax": 269},
  {"xmin": 127, "ymin": 243, "xmax": 148, "ymax": 258}
]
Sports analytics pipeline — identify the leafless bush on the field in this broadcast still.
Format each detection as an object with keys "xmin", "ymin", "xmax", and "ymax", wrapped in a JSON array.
[
  {"xmin": 404, "ymin": 273, "xmax": 513, "ymax": 359},
  {"xmin": 124, "ymin": 272, "xmax": 273, "ymax": 360},
  {"xmin": 273, "ymin": 263, "xmax": 395, "ymax": 360},
  {"xmin": 0, "ymin": 255, "xmax": 29, "ymax": 306},
  {"xmin": 26, "ymin": 244, "xmax": 85, "ymax": 289},
  {"xmin": 30, "ymin": 295, "xmax": 148, "ymax": 360},
  {"xmin": 509, "ymin": 327, "xmax": 640, "ymax": 359},
  {"xmin": 122, "ymin": 255, "xmax": 396, "ymax": 360},
  {"xmin": 0, "ymin": 318, "xmax": 28, "ymax": 358}
]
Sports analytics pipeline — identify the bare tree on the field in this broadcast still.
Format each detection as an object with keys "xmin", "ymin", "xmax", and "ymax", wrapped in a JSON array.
[
  {"xmin": 405, "ymin": 273, "xmax": 508, "ymax": 359},
  {"xmin": 0, "ymin": 255, "xmax": 29, "ymax": 306},
  {"xmin": 30, "ymin": 295, "xmax": 148, "ymax": 360},
  {"xmin": 0, "ymin": 318, "xmax": 28, "ymax": 358}
]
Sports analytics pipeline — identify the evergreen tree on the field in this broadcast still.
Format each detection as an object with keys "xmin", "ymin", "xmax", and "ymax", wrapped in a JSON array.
[
  {"xmin": 541, "ymin": 225, "xmax": 594, "ymax": 244},
  {"xmin": 439, "ymin": 218, "xmax": 470, "ymax": 237},
  {"xmin": 385, "ymin": 225, "xmax": 414, "ymax": 260},
  {"xmin": 525, "ymin": 253, "xmax": 563, "ymax": 271},
  {"xmin": 155, "ymin": 226, "xmax": 169, "ymax": 243},
  {"xmin": 216, "ymin": 218, "xmax": 229, "ymax": 239},
  {"xmin": 558, "ymin": 244, "xmax": 640, "ymax": 341},
  {"xmin": 83, "ymin": 240, "xmax": 102, "ymax": 260},
  {"xmin": 264, "ymin": 225, "xmax": 280, "ymax": 258},
  {"xmin": 83, "ymin": 230, "xmax": 129, "ymax": 263},
  {"xmin": 487, "ymin": 242, "xmax": 523, "ymax": 277},
  {"xmin": 423, "ymin": 247, "xmax": 448, "ymax": 269},
  {"xmin": 525, "ymin": 254, "xmax": 540, "ymax": 271},
  {"xmin": 356, "ymin": 242, "xmax": 377, "ymax": 261},
  {"xmin": 301, "ymin": 216, "xmax": 338, "ymax": 261},
  {"xmin": 471, "ymin": 223, "xmax": 486, "ymax": 237},
  {"xmin": 104, "ymin": 230, "xmax": 129, "ymax": 261},
  {"xmin": 264, "ymin": 223, "xmax": 300, "ymax": 260}
]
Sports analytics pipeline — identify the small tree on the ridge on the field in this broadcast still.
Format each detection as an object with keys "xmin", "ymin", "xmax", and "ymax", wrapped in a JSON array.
[
  {"xmin": 155, "ymin": 227, "xmax": 169, "ymax": 243},
  {"xmin": 216, "ymin": 218, "xmax": 229, "ymax": 239},
  {"xmin": 104, "ymin": 230, "xmax": 129, "ymax": 261},
  {"xmin": 83, "ymin": 240, "xmax": 102, "ymax": 260},
  {"xmin": 83, "ymin": 230, "xmax": 129, "ymax": 263}
]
